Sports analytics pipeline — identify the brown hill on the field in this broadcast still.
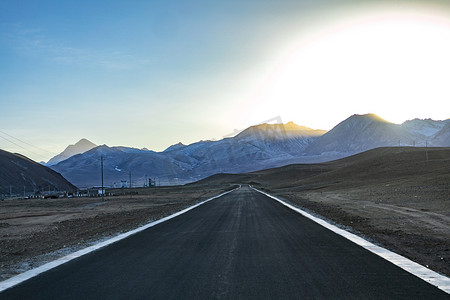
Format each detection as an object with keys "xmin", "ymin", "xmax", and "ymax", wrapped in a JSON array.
[
  {"xmin": 199, "ymin": 147, "xmax": 450, "ymax": 192},
  {"xmin": 0, "ymin": 149, "xmax": 77, "ymax": 197}
]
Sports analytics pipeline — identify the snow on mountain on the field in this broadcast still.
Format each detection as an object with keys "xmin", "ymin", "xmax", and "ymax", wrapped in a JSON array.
[
  {"xmin": 48, "ymin": 115, "xmax": 450, "ymax": 188},
  {"xmin": 51, "ymin": 145, "xmax": 187, "ymax": 188},
  {"xmin": 230, "ymin": 122, "xmax": 326, "ymax": 158},
  {"xmin": 401, "ymin": 118, "xmax": 449, "ymax": 137},
  {"xmin": 114, "ymin": 146, "xmax": 154, "ymax": 154},
  {"xmin": 430, "ymin": 122, "xmax": 450, "ymax": 146},
  {"xmin": 46, "ymin": 138, "xmax": 97, "ymax": 166},
  {"xmin": 163, "ymin": 142, "xmax": 187, "ymax": 152},
  {"xmin": 235, "ymin": 121, "xmax": 326, "ymax": 140},
  {"xmin": 306, "ymin": 114, "xmax": 417, "ymax": 155},
  {"xmin": 162, "ymin": 122, "xmax": 327, "ymax": 176},
  {"xmin": 50, "ymin": 122, "xmax": 326, "ymax": 187}
]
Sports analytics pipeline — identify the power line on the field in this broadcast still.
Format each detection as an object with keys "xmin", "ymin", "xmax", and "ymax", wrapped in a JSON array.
[
  {"xmin": 129, "ymin": 171, "xmax": 132, "ymax": 199},
  {"xmin": 0, "ymin": 135, "xmax": 45, "ymax": 157},
  {"xmin": 0, "ymin": 130, "xmax": 56, "ymax": 155},
  {"xmin": 0, "ymin": 130, "xmax": 56, "ymax": 161},
  {"xmin": 101, "ymin": 155, "xmax": 105, "ymax": 201},
  {"xmin": 0, "ymin": 130, "xmax": 57, "ymax": 155},
  {"xmin": 0, "ymin": 135, "xmax": 47, "ymax": 161}
]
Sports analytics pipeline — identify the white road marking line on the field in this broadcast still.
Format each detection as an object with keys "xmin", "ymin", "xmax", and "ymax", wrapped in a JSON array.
[
  {"xmin": 0, "ymin": 187, "xmax": 238, "ymax": 293},
  {"xmin": 252, "ymin": 187, "xmax": 450, "ymax": 294}
]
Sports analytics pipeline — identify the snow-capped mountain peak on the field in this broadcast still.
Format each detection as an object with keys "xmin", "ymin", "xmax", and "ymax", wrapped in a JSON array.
[
  {"xmin": 164, "ymin": 142, "xmax": 187, "ymax": 152},
  {"xmin": 401, "ymin": 118, "xmax": 449, "ymax": 137},
  {"xmin": 46, "ymin": 138, "xmax": 97, "ymax": 166},
  {"xmin": 235, "ymin": 122, "xmax": 326, "ymax": 140}
]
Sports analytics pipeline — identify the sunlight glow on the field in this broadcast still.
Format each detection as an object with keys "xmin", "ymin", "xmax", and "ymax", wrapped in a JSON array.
[{"xmin": 256, "ymin": 5, "xmax": 450, "ymax": 129}]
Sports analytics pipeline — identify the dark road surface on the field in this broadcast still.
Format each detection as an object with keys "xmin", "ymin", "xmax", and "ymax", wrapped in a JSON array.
[{"xmin": 1, "ymin": 186, "xmax": 448, "ymax": 299}]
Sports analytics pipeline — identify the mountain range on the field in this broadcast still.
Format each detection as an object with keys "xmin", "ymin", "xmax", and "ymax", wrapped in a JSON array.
[
  {"xmin": 48, "ymin": 114, "xmax": 450, "ymax": 188},
  {"xmin": 305, "ymin": 114, "xmax": 449, "ymax": 155}
]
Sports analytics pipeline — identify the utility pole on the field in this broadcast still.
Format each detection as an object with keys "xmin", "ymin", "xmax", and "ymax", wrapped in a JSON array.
[
  {"xmin": 129, "ymin": 171, "xmax": 132, "ymax": 199},
  {"xmin": 101, "ymin": 155, "xmax": 104, "ymax": 201}
]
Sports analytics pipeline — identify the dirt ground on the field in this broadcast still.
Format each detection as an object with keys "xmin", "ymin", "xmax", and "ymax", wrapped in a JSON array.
[{"xmin": 0, "ymin": 185, "xmax": 233, "ymax": 281}]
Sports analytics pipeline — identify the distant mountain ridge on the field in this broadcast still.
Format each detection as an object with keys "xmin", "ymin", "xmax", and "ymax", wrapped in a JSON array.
[
  {"xmin": 0, "ymin": 149, "xmax": 77, "ymax": 196},
  {"xmin": 235, "ymin": 121, "xmax": 326, "ymax": 140},
  {"xmin": 163, "ymin": 142, "xmax": 186, "ymax": 152},
  {"xmin": 402, "ymin": 118, "xmax": 448, "ymax": 136},
  {"xmin": 306, "ymin": 114, "xmax": 450, "ymax": 155},
  {"xmin": 49, "ymin": 114, "xmax": 450, "ymax": 188},
  {"xmin": 51, "ymin": 122, "xmax": 326, "ymax": 187},
  {"xmin": 46, "ymin": 138, "xmax": 97, "ymax": 166}
]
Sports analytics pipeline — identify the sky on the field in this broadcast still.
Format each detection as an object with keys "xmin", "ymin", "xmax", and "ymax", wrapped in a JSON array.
[{"xmin": 1, "ymin": 0, "xmax": 450, "ymax": 162}]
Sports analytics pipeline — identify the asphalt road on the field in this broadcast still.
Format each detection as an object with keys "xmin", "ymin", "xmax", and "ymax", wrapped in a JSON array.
[{"xmin": 2, "ymin": 186, "xmax": 448, "ymax": 299}]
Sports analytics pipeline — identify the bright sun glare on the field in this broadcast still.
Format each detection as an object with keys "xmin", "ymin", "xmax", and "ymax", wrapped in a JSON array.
[{"xmin": 256, "ymin": 5, "xmax": 450, "ymax": 129}]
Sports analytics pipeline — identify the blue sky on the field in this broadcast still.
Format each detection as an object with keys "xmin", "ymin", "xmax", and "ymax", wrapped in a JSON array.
[{"xmin": 1, "ymin": 0, "xmax": 450, "ymax": 162}]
